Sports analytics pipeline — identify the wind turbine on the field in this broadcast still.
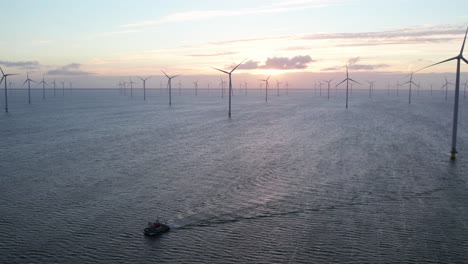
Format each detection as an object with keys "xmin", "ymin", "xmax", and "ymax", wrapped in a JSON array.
[
  {"xmin": 138, "ymin": 76, "xmax": 151, "ymax": 101},
  {"xmin": 402, "ymin": 73, "xmax": 417, "ymax": 104},
  {"xmin": 322, "ymin": 79, "xmax": 333, "ymax": 100},
  {"xmin": 260, "ymin": 75, "xmax": 271, "ymax": 102},
  {"xmin": 51, "ymin": 80, "xmax": 57, "ymax": 96},
  {"xmin": 23, "ymin": 72, "xmax": 36, "ymax": 104},
  {"xmin": 161, "ymin": 70, "xmax": 180, "ymax": 106},
  {"xmin": 285, "ymin": 82, "xmax": 289, "ymax": 95},
  {"xmin": 314, "ymin": 81, "xmax": 317, "ymax": 96},
  {"xmin": 207, "ymin": 82, "xmax": 211, "ymax": 94},
  {"xmin": 1, "ymin": 66, "xmax": 18, "ymax": 112},
  {"xmin": 366, "ymin": 81, "xmax": 375, "ymax": 98},
  {"xmin": 319, "ymin": 81, "xmax": 323, "ymax": 96},
  {"xmin": 219, "ymin": 77, "xmax": 226, "ymax": 98},
  {"xmin": 396, "ymin": 81, "xmax": 401, "ymax": 97},
  {"xmin": 212, "ymin": 60, "xmax": 245, "ymax": 118},
  {"xmin": 335, "ymin": 66, "xmax": 361, "ymax": 109},
  {"xmin": 178, "ymin": 80, "xmax": 182, "ymax": 95},
  {"xmin": 412, "ymin": 26, "xmax": 468, "ymax": 160},
  {"xmin": 276, "ymin": 80, "xmax": 281, "ymax": 96},
  {"xmin": 441, "ymin": 76, "xmax": 454, "ymax": 101},
  {"xmin": 61, "ymin": 81, "xmax": 65, "ymax": 96},
  {"xmin": 128, "ymin": 77, "xmax": 136, "ymax": 98},
  {"xmin": 122, "ymin": 81, "xmax": 127, "ymax": 96},
  {"xmin": 193, "ymin": 80, "xmax": 198, "ymax": 96},
  {"xmin": 38, "ymin": 75, "xmax": 48, "ymax": 100},
  {"xmin": 244, "ymin": 81, "xmax": 248, "ymax": 96}
]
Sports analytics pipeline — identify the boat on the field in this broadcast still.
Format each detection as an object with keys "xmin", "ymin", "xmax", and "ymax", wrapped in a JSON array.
[{"xmin": 144, "ymin": 219, "xmax": 170, "ymax": 236}]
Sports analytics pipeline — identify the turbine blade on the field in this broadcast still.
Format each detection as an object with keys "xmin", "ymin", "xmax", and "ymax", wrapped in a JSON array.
[
  {"xmin": 459, "ymin": 26, "xmax": 468, "ymax": 55},
  {"xmin": 145, "ymin": 76, "xmax": 152, "ymax": 81},
  {"xmin": 0, "ymin": 76, "xmax": 4, "ymax": 84},
  {"xmin": 0, "ymin": 66, "xmax": 4, "ymax": 75},
  {"xmin": 413, "ymin": 56, "xmax": 458, "ymax": 73},
  {"xmin": 137, "ymin": 76, "xmax": 143, "ymax": 81},
  {"xmin": 212, "ymin": 67, "xmax": 229, "ymax": 74},
  {"xmin": 230, "ymin": 59, "xmax": 247, "ymax": 73},
  {"xmin": 161, "ymin": 70, "xmax": 170, "ymax": 78},
  {"xmin": 335, "ymin": 79, "xmax": 346, "ymax": 87},
  {"xmin": 266, "ymin": 75, "xmax": 271, "ymax": 81},
  {"xmin": 172, "ymin": 75, "xmax": 181, "ymax": 79},
  {"xmin": 402, "ymin": 81, "xmax": 410, "ymax": 85},
  {"xmin": 462, "ymin": 57, "xmax": 468, "ymax": 64},
  {"xmin": 349, "ymin": 78, "xmax": 362, "ymax": 85}
]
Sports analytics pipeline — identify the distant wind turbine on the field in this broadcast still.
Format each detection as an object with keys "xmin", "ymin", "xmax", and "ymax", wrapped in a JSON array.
[
  {"xmin": 366, "ymin": 81, "xmax": 375, "ymax": 98},
  {"xmin": 220, "ymin": 77, "xmax": 226, "ymax": 98},
  {"xmin": 23, "ymin": 72, "xmax": 36, "ymax": 104},
  {"xmin": 335, "ymin": 66, "xmax": 361, "ymax": 109},
  {"xmin": 244, "ymin": 81, "xmax": 248, "ymax": 96},
  {"xmin": 129, "ymin": 77, "xmax": 136, "ymax": 98},
  {"xmin": 178, "ymin": 80, "xmax": 182, "ymax": 95},
  {"xmin": 1, "ymin": 66, "xmax": 18, "ymax": 112},
  {"xmin": 402, "ymin": 73, "xmax": 418, "ymax": 104},
  {"xmin": 285, "ymin": 82, "xmax": 289, "ymax": 95},
  {"xmin": 441, "ymin": 76, "xmax": 454, "ymax": 101},
  {"xmin": 61, "ymin": 81, "xmax": 65, "ymax": 96},
  {"xmin": 396, "ymin": 81, "xmax": 401, "ymax": 97},
  {"xmin": 260, "ymin": 75, "xmax": 271, "ymax": 102},
  {"xmin": 51, "ymin": 80, "xmax": 57, "ymax": 96},
  {"xmin": 138, "ymin": 76, "xmax": 151, "ymax": 101},
  {"xmin": 412, "ymin": 26, "xmax": 468, "ymax": 160},
  {"xmin": 212, "ymin": 59, "xmax": 245, "ymax": 118},
  {"xmin": 322, "ymin": 79, "xmax": 333, "ymax": 100},
  {"xmin": 162, "ymin": 70, "xmax": 180, "ymax": 106},
  {"xmin": 38, "ymin": 75, "xmax": 48, "ymax": 100},
  {"xmin": 276, "ymin": 80, "xmax": 281, "ymax": 96},
  {"xmin": 193, "ymin": 80, "xmax": 198, "ymax": 96}
]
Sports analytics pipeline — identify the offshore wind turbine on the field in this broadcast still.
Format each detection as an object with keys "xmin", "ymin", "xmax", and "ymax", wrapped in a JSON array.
[
  {"xmin": 276, "ymin": 80, "xmax": 281, "ymax": 96},
  {"xmin": 23, "ymin": 72, "xmax": 35, "ymax": 104},
  {"xmin": 319, "ymin": 81, "xmax": 323, "ymax": 96},
  {"xmin": 38, "ymin": 75, "xmax": 48, "ymax": 100},
  {"xmin": 366, "ymin": 81, "xmax": 375, "ymax": 98},
  {"xmin": 396, "ymin": 81, "xmax": 401, "ymax": 97},
  {"xmin": 260, "ymin": 75, "xmax": 271, "ymax": 102},
  {"xmin": 193, "ymin": 80, "xmax": 198, "ymax": 96},
  {"xmin": 162, "ymin": 70, "xmax": 180, "ymax": 106},
  {"xmin": 244, "ymin": 81, "xmax": 248, "ymax": 96},
  {"xmin": 1, "ymin": 67, "xmax": 18, "ymax": 112},
  {"xmin": 402, "ymin": 73, "xmax": 417, "ymax": 104},
  {"xmin": 61, "ymin": 81, "xmax": 65, "ymax": 96},
  {"xmin": 178, "ymin": 80, "xmax": 182, "ymax": 95},
  {"xmin": 128, "ymin": 77, "xmax": 136, "ymax": 98},
  {"xmin": 322, "ymin": 79, "xmax": 333, "ymax": 100},
  {"xmin": 212, "ymin": 60, "xmax": 245, "ymax": 118},
  {"xmin": 441, "ymin": 76, "xmax": 454, "ymax": 101},
  {"xmin": 285, "ymin": 82, "xmax": 289, "ymax": 95},
  {"xmin": 412, "ymin": 26, "xmax": 468, "ymax": 160},
  {"xmin": 220, "ymin": 77, "xmax": 226, "ymax": 98},
  {"xmin": 335, "ymin": 66, "xmax": 361, "ymax": 109},
  {"xmin": 51, "ymin": 80, "xmax": 57, "ymax": 96},
  {"xmin": 138, "ymin": 76, "xmax": 151, "ymax": 101}
]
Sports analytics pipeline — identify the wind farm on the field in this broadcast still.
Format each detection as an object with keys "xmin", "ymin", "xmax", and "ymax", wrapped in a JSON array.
[{"xmin": 1, "ymin": 2, "xmax": 468, "ymax": 264}]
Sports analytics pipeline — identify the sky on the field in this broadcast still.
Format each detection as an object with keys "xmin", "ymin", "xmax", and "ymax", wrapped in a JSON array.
[{"xmin": 0, "ymin": 0, "xmax": 467, "ymax": 88}]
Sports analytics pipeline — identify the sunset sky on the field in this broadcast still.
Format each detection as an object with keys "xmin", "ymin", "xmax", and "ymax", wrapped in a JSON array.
[{"xmin": 1, "ymin": 0, "xmax": 467, "ymax": 88}]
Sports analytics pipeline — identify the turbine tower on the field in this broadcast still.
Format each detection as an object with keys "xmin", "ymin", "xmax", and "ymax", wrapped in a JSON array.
[
  {"xmin": 51, "ymin": 80, "xmax": 57, "ymax": 96},
  {"xmin": 161, "ymin": 70, "xmax": 180, "ymax": 106},
  {"xmin": 219, "ymin": 77, "xmax": 226, "ymax": 98},
  {"xmin": 212, "ymin": 60, "xmax": 245, "ymax": 118},
  {"xmin": 61, "ymin": 81, "xmax": 65, "ymax": 96},
  {"xmin": 138, "ymin": 76, "xmax": 151, "ymax": 101},
  {"xmin": 276, "ymin": 80, "xmax": 281, "ymax": 96},
  {"xmin": 366, "ymin": 81, "xmax": 375, "ymax": 98},
  {"xmin": 128, "ymin": 77, "xmax": 136, "ymax": 98},
  {"xmin": 260, "ymin": 75, "xmax": 271, "ymax": 102},
  {"xmin": 1, "ymin": 66, "xmax": 18, "ymax": 112},
  {"xmin": 193, "ymin": 80, "xmax": 198, "ymax": 96},
  {"xmin": 23, "ymin": 72, "xmax": 35, "ymax": 104},
  {"xmin": 38, "ymin": 75, "xmax": 48, "ymax": 100},
  {"xmin": 335, "ymin": 66, "xmax": 360, "ymax": 109},
  {"xmin": 412, "ymin": 26, "xmax": 468, "ymax": 160}
]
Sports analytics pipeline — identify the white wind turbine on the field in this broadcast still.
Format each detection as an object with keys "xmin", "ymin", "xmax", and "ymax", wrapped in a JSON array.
[
  {"xmin": 220, "ymin": 77, "xmax": 226, "ymax": 98},
  {"xmin": 51, "ymin": 80, "xmax": 57, "ymax": 96},
  {"xmin": 259, "ymin": 75, "xmax": 271, "ymax": 102},
  {"xmin": 366, "ymin": 81, "xmax": 375, "ymax": 99},
  {"xmin": 441, "ymin": 76, "xmax": 454, "ymax": 101},
  {"xmin": 193, "ymin": 80, "xmax": 198, "ymax": 96},
  {"xmin": 128, "ymin": 77, "xmax": 136, "ymax": 98},
  {"xmin": 335, "ymin": 66, "xmax": 361, "ymax": 109},
  {"xmin": 412, "ymin": 26, "xmax": 468, "ymax": 160},
  {"xmin": 212, "ymin": 60, "xmax": 245, "ymax": 118},
  {"xmin": 23, "ymin": 72, "xmax": 36, "ymax": 104},
  {"xmin": 276, "ymin": 80, "xmax": 281, "ymax": 96},
  {"xmin": 1, "ymin": 66, "xmax": 18, "ymax": 112},
  {"xmin": 38, "ymin": 75, "xmax": 48, "ymax": 100},
  {"xmin": 402, "ymin": 73, "xmax": 418, "ymax": 104},
  {"xmin": 138, "ymin": 76, "xmax": 151, "ymax": 101},
  {"xmin": 162, "ymin": 70, "xmax": 180, "ymax": 106},
  {"xmin": 322, "ymin": 79, "xmax": 333, "ymax": 100},
  {"xmin": 61, "ymin": 81, "xmax": 65, "ymax": 96},
  {"xmin": 244, "ymin": 81, "xmax": 248, "ymax": 96}
]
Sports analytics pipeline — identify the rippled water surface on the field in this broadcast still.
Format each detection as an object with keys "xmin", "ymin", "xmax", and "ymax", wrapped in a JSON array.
[{"xmin": 1, "ymin": 89, "xmax": 467, "ymax": 263}]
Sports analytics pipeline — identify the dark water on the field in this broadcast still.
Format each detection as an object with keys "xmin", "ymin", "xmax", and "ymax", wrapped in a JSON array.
[{"xmin": 1, "ymin": 88, "xmax": 467, "ymax": 263}]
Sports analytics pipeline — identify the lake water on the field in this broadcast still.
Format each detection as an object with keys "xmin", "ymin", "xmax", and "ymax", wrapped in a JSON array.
[{"xmin": 1, "ymin": 88, "xmax": 467, "ymax": 263}]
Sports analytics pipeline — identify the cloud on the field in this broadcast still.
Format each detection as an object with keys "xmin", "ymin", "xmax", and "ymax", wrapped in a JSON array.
[
  {"xmin": 348, "ymin": 57, "xmax": 360, "ymax": 66},
  {"xmin": 348, "ymin": 64, "xmax": 389, "ymax": 71},
  {"xmin": 0, "ymin": 60, "xmax": 41, "ymax": 70},
  {"xmin": 188, "ymin": 51, "xmax": 238, "ymax": 57},
  {"xmin": 121, "ymin": 1, "xmax": 336, "ymax": 28},
  {"xmin": 232, "ymin": 55, "xmax": 314, "ymax": 70},
  {"xmin": 47, "ymin": 63, "xmax": 94, "ymax": 76},
  {"xmin": 303, "ymin": 24, "xmax": 466, "ymax": 46}
]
